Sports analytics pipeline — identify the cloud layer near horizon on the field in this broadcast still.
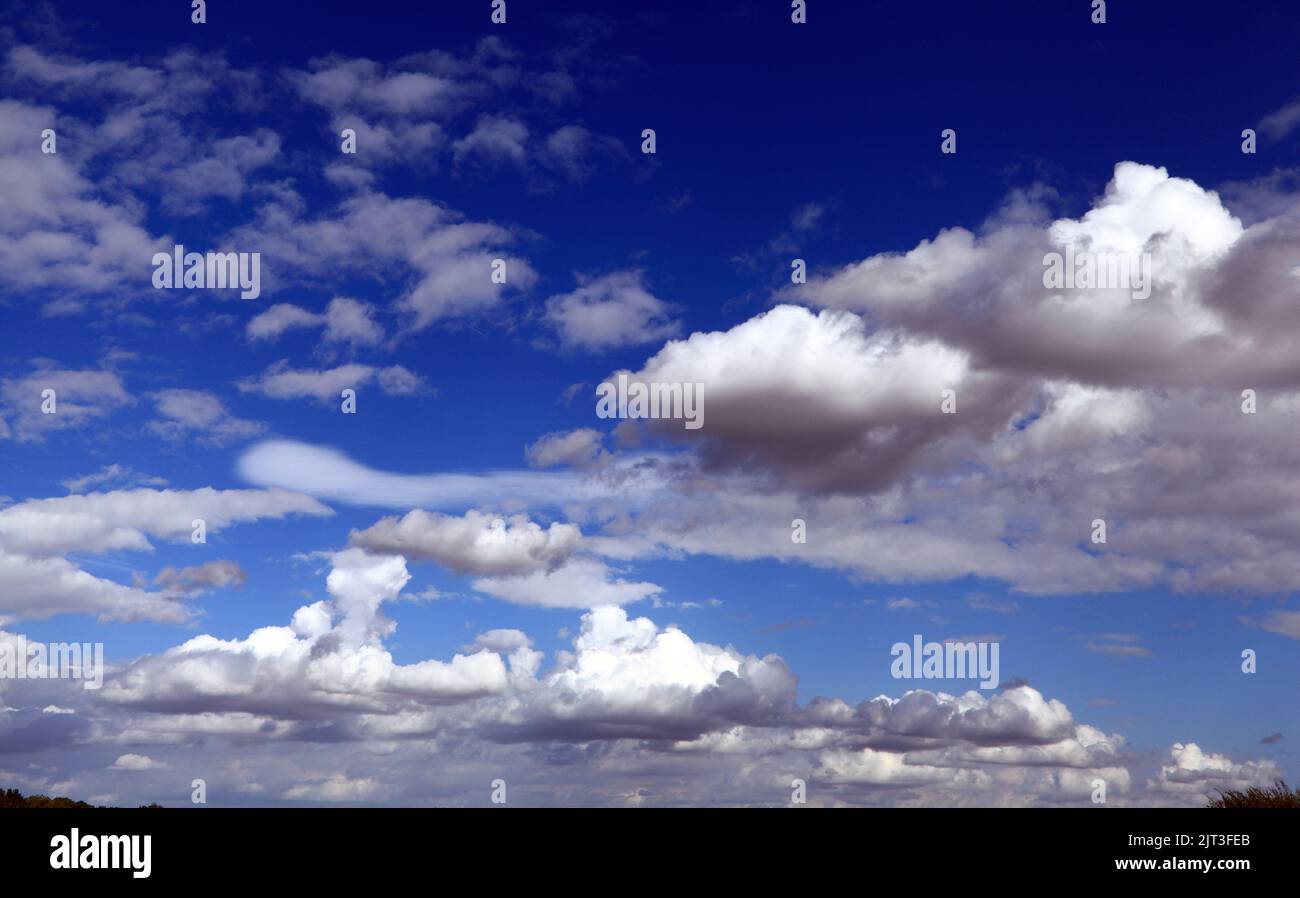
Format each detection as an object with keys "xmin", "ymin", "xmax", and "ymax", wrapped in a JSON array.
[{"xmin": 2, "ymin": 547, "xmax": 1277, "ymax": 807}]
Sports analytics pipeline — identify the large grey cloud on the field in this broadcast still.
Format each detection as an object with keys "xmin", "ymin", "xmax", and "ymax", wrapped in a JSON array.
[{"xmin": 554, "ymin": 164, "xmax": 1300, "ymax": 597}]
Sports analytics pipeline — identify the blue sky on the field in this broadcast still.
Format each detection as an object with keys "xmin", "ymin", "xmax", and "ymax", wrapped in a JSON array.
[{"xmin": 0, "ymin": 0, "xmax": 1298, "ymax": 806}]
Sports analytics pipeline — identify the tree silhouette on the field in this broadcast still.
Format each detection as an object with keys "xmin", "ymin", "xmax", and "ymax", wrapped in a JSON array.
[{"xmin": 0, "ymin": 785, "xmax": 161, "ymax": 809}]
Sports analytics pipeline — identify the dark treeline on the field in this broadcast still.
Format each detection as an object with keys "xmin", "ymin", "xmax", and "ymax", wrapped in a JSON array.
[{"xmin": 0, "ymin": 786, "xmax": 161, "ymax": 809}]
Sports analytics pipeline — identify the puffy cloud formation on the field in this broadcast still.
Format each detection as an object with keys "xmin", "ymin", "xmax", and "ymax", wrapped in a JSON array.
[
  {"xmin": 452, "ymin": 114, "xmax": 529, "ymax": 167},
  {"xmin": 0, "ymin": 488, "xmax": 330, "ymax": 623},
  {"xmin": 246, "ymin": 297, "xmax": 385, "ymax": 347},
  {"xmin": 471, "ymin": 558, "xmax": 662, "ymax": 609},
  {"xmin": 230, "ymin": 164, "xmax": 1300, "ymax": 598},
  {"xmin": 0, "ymin": 366, "xmax": 134, "ymax": 443},
  {"xmin": 0, "ymin": 41, "xmax": 592, "ymax": 331},
  {"xmin": 149, "ymin": 389, "xmax": 265, "ymax": 446},
  {"xmin": 795, "ymin": 163, "xmax": 1293, "ymax": 388},
  {"xmin": 525, "ymin": 428, "xmax": 610, "ymax": 470},
  {"xmin": 0, "ymin": 552, "xmax": 183, "ymax": 625},
  {"xmin": 7, "ymin": 546, "xmax": 1271, "ymax": 806},
  {"xmin": 514, "ymin": 604, "xmax": 795, "ymax": 738},
  {"xmin": 1147, "ymin": 742, "xmax": 1281, "ymax": 798},
  {"xmin": 350, "ymin": 509, "xmax": 581, "ymax": 575},
  {"xmin": 110, "ymin": 753, "xmax": 168, "ymax": 772},
  {"xmin": 288, "ymin": 38, "xmax": 578, "ymax": 166},
  {"xmin": 538, "ymin": 125, "xmax": 627, "ymax": 182},
  {"xmin": 545, "ymin": 270, "xmax": 681, "ymax": 352},
  {"xmin": 104, "ymin": 549, "xmax": 514, "ymax": 717},
  {"xmin": 3, "ymin": 27, "xmax": 1288, "ymax": 805},
  {"xmin": 0, "ymin": 96, "xmax": 168, "ymax": 299},
  {"xmin": 624, "ymin": 303, "xmax": 988, "ymax": 492},
  {"xmin": 292, "ymin": 56, "xmax": 462, "ymax": 125},
  {"xmin": 559, "ymin": 163, "xmax": 1300, "ymax": 597},
  {"xmin": 350, "ymin": 509, "xmax": 659, "ymax": 609},
  {"xmin": 236, "ymin": 360, "xmax": 429, "ymax": 402},
  {"xmin": 153, "ymin": 560, "xmax": 248, "ymax": 596},
  {"xmin": 0, "ymin": 488, "xmax": 330, "ymax": 557},
  {"xmin": 228, "ymin": 192, "xmax": 538, "ymax": 331}
]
